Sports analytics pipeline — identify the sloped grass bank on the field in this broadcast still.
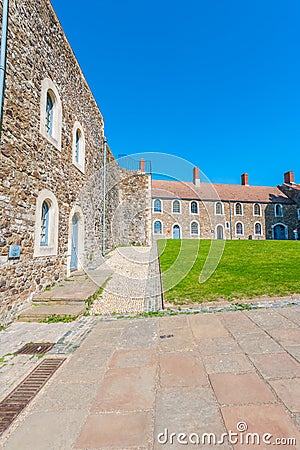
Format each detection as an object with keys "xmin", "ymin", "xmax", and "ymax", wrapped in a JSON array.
[{"xmin": 157, "ymin": 239, "xmax": 300, "ymax": 304}]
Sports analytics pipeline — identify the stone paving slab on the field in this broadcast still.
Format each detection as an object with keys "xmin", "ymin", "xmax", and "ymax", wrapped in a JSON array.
[{"xmin": 0, "ymin": 305, "xmax": 299, "ymax": 449}]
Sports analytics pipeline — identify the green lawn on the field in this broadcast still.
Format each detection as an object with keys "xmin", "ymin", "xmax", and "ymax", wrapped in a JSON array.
[{"xmin": 157, "ymin": 239, "xmax": 300, "ymax": 304}]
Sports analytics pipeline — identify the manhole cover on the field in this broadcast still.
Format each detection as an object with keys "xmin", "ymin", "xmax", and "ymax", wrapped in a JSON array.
[
  {"xmin": 15, "ymin": 343, "xmax": 55, "ymax": 355},
  {"xmin": 160, "ymin": 334, "xmax": 174, "ymax": 339},
  {"xmin": 0, "ymin": 358, "xmax": 65, "ymax": 435}
]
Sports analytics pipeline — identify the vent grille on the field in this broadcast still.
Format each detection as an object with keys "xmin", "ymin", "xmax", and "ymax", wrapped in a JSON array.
[
  {"xmin": 0, "ymin": 358, "xmax": 65, "ymax": 435},
  {"xmin": 15, "ymin": 343, "xmax": 55, "ymax": 355}
]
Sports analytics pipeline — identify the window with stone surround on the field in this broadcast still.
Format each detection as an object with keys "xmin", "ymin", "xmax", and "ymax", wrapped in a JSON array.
[
  {"xmin": 40, "ymin": 78, "xmax": 62, "ymax": 151},
  {"xmin": 253, "ymin": 203, "xmax": 261, "ymax": 216},
  {"xmin": 153, "ymin": 199, "xmax": 162, "ymax": 213},
  {"xmin": 72, "ymin": 121, "xmax": 85, "ymax": 173},
  {"xmin": 190, "ymin": 221, "xmax": 199, "ymax": 235},
  {"xmin": 190, "ymin": 201, "xmax": 198, "ymax": 214},
  {"xmin": 215, "ymin": 201, "xmax": 223, "ymax": 215},
  {"xmin": 40, "ymin": 201, "xmax": 50, "ymax": 246},
  {"xmin": 235, "ymin": 221, "xmax": 244, "ymax": 236},
  {"xmin": 254, "ymin": 222, "xmax": 262, "ymax": 236},
  {"xmin": 153, "ymin": 220, "xmax": 162, "ymax": 235},
  {"xmin": 275, "ymin": 204, "xmax": 283, "ymax": 217},
  {"xmin": 298, "ymin": 208, "xmax": 300, "ymax": 220},
  {"xmin": 34, "ymin": 189, "xmax": 59, "ymax": 257},
  {"xmin": 235, "ymin": 202, "xmax": 243, "ymax": 216},
  {"xmin": 172, "ymin": 200, "xmax": 181, "ymax": 214}
]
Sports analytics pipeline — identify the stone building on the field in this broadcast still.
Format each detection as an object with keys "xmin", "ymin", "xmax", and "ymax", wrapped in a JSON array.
[
  {"xmin": 152, "ymin": 169, "xmax": 299, "ymax": 241},
  {"xmin": 0, "ymin": 0, "xmax": 151, "ymax": 325}
]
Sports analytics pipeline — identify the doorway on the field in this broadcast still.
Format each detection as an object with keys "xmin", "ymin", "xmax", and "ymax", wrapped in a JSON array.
[
  {"xmin": 172, "ymin": 224, "xmax": 181, "ymax": 239},
  {"xmin": 216, "ymin": 225, "xmax": 224, "ymax": 240},
  {"xmin": 273, "ymin": 224, "xmax": 287, "ymax": 240},
  {"xmin": 70, "ymin": 214, "xmax": 79, "ymax": 270}
]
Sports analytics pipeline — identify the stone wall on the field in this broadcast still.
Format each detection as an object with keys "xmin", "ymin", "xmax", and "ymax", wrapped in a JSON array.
[
  {"xmin": 0, "ymin": 0, "xmax": 150, "ymax": 325},
  {"xmin": 111, "ymin": 170, "xmax": 151, "ymax": 247}
]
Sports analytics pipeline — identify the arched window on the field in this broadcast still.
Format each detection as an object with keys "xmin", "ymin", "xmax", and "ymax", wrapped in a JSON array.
[
  {"xmin": 190, "ymin": 221, "xmax": 199, "ymax": 235},
  {"xmin": 46, "ymin": 93, "xmax": 54, "ymax": 136},
  {"xmin": 75, "ymin": 130, "xmax": 80, "ymax": 163},
  {"xmin": 34, "ymin": 189, "xmax": 59, "ymax": 257},
  {"xmin": 275, "ymin": 204, "xmax": 283, "ymax": 217},
  {"xmin": 153, "ymin": 199, "xmax": 162, "ymax": 213},
  {"xmin": 255, "ymin": 222, "xmax": 262, "ymax": 235},
  {"xmin": 40, "ymin": 78, "xmax": 62, "ymax": 151},
  {"xmin": 253, "ymin": 203, "xmax": 261, "ymax": 216},
  {"xmin": 172, "ymin": 200, "xmax": 181, "ymax": 214},
  {"xmin": 190, "ymin": 201, "xmax": 198, "ymax": 214},
  {"xmin": 72, "ymin": 122, "xmax": 85, "ymax": 173},
  {"xmin": 40, "ymin": 201, "xmax": 50, "ymax": 246},
  {"xmin": 236, "ymin": 222, "xmax": 244, "ymax": 235},
  {"xmin": 235, "ymin": 202, "xmax": 243, "ymax": 216},
  {"xmin": 153, "ymin": 220, "xmax": 162, "ymax": 235},
  {"xmin": 215, "ymin": 202, "xmax": 223, "ymax": 215}
]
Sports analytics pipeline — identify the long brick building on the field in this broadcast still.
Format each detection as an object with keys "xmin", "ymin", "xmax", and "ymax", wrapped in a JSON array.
[{"xmin": 151, "ymin": 168, "xmax": 300, "ymax": 241}]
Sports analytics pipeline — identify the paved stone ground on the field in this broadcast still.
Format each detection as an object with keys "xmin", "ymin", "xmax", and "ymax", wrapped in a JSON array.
[{"xmin": 1, "ymin": 306, "xmax": 300, "ymax": 449}]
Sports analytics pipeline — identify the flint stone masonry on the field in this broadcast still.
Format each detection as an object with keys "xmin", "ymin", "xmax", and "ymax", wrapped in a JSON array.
[{"xmin": 0, "ymin": 0, "xmax": 151, "ymax": 325}]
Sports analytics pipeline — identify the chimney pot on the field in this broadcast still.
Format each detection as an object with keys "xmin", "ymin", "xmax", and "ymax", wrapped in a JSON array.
[
  {"xmin": 241, "ymin": 173, "xmax": 249, "ymax": 186},
  {"xmin": 284, "ymin": 171, "xmax": 294, "ymax": 184},
  {"xmin": 193, "ymin": 167, "xmax": 200, "ymax": 186},
  {"xmin": 140, "ymin": 158, "xmax": 145, "ymax": 173}
]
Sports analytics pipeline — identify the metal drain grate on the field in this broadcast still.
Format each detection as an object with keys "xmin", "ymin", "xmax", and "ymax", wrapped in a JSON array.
[
  {"xmin": 0, "ymin": 358, "xmax": 65, "ymax": 435},
  {"xmin": 15, "ymin": 343, "xmax": 55, "ymax": 355}
]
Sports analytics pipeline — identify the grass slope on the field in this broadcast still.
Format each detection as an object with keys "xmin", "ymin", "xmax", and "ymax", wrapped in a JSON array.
[{"xmin": 157, "ymin": 239, "xmax": 300, "ymax": 304}]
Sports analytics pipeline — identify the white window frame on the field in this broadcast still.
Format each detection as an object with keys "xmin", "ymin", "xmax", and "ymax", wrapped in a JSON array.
[
  {"xmin": 40, "ymin": 78, "xmax": 62, "ymax": 151},
  {"xmin": 34, "ymin": 189, "xmax": 59, "ymax": 257},
  {"xmin": 254, "ymin": 221, "xmax": 263, "ymax": 236},
  {"xmin": 172, "ymin": 199, "xmax": 181, "ymax": 214},
  {"xmin": 190, "ymin": 200, "xmax": 199, "ymax": 215},
  {"xmin": 190, "ymin": 220, "xmax": 200, "ymax": 236},
  {"xmin": 274, "ymin": 204, "xmax": 283, "ymax": 217},
  {"xmin": 153, "ymin": 220, "xmax": 163, "ymax": 235},
  {"xmin": 235, "ymin": 221, "xmax": 244, "ymax": 236},
  {"xmin": 72, "ymin": 121, "xmax": 85, "ymax": 173},
  {"xmin": 153, "ymin": 199, "xmax": 162, "ymax": 213},
  {"xmin": 253, "ymin": 203, "xmax": 261, "ymax": 216},
  {"xmin": 215, "ymin": 201, "xmax": 224, "ymax": 215},
  {"xmin": 234, "ymin": 202, "xmax": 243, "ymax": 216}
]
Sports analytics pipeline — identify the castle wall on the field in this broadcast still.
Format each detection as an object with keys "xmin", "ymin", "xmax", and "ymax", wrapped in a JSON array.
[{"xmin": 0, "ymin": 0, "xmax": 149, "ymax": 325}]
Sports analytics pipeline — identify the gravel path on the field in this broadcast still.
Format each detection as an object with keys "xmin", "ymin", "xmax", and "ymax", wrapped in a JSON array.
[{"xmin": 90, "ymin": 246, "xmax": 152, "ymax": 315}]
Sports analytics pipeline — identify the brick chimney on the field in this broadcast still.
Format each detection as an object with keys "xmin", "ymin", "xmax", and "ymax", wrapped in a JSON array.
[
  {"xmin": 193, "ymin": 167, "xmax": 200, "ymax": 186},
  {"xmin": 241, "ymin": 173, "xmax": 249, "ymax": 186},
  {"xmin": 284, "ymin": 171, "xmax": 294, "ymax": 184},
  {"xmin": 139, "ymin": 158, "xmax": 145, "ymax": 173}
]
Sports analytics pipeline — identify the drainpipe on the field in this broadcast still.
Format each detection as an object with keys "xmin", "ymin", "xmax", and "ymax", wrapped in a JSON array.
[
  {"xmin": 0, "ymin": 0, "xmax": 9, "ymax": 136},
  {"xmin": 101, "ymin": 136, "xmax": 107, "ymax": 256},
  {"xmin": 229, "ymin": 200, "xmax": 233, "ymax": 240}
]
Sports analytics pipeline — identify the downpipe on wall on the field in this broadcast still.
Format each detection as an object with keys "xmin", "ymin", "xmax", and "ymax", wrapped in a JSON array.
[
  {"xmin": 102, "ymin": 136, "xmax": 107, "ymax": 256},
  {"xmin": 0, "ymin": 0, "xmax": 9, "ymax": 136}
]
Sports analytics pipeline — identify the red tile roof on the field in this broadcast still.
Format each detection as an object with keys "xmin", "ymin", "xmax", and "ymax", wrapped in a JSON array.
[{"xmin": 152, "ymin": 180, "xmax": 293, "ymax": 203}]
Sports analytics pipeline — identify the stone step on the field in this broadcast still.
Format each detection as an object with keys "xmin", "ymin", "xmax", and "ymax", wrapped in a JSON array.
[{"xmin": 18, "ymin": 303, "xmax": 86, "ymax": 322}]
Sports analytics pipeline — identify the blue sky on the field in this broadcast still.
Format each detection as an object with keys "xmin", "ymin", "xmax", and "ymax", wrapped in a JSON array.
[{"xmin": 51, "ymin": 0, "xmax": 300, "ymax": 186}]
